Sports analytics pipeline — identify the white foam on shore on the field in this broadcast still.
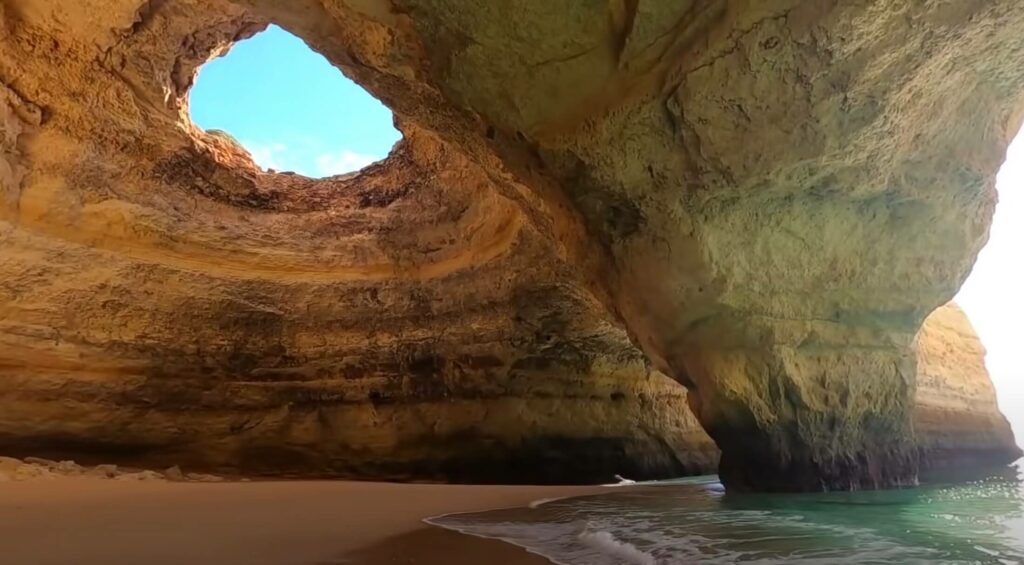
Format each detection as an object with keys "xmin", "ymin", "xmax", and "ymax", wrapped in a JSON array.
[
  {"xmin": 426, "ymin": 512, "xmax": 660, "ymax": 565},
  {"xmin": 577, "ymin": 527, "xmax": 657, "ymax": 565},
  {"xmin": 423, "ymin": 479, "xmax": 711, "ymax": 564},
  {"xmin": 601, "ymin": 474, "xmax": 638, "ymax": 487},
  {"xmin": 528, "ymin": 496, "xmax": 569, "ymax": 509}
]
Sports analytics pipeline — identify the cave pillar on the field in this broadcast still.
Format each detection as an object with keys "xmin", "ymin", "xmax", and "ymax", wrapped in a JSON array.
[
  {"xmin": 262, "ymin": 0, "xmax": 1024, "ymax": 492},
  {"xmin": 680, "ymin": 332, "xmax": 918, "ymax": 492}
]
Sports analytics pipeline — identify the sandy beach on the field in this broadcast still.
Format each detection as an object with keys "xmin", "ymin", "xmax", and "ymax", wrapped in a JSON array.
[{"xmin": 0, "ymin": 477, "xmax": 605, "ymax": 565}]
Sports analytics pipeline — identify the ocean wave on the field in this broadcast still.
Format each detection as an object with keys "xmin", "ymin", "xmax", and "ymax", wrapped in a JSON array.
[
  {"xmin": 427, "ymin": 468, "xmax": 1024, "ymax": 565},
  {"xmin": 577, "ymin": 526, "xmax": 656, "ymax": 565}
]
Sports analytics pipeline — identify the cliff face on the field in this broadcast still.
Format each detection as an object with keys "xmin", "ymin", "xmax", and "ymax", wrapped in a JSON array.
[
  {"xmin": 915, "ymin": 304, "xmax": 1021, "ymax": 470},
  {"xmin": 0, "ymin": 0, "xmax": 1022, "ymax": 490},
  {"xmin": 0, "ymin": 0, "xmax": 719, "ymax": 483}
]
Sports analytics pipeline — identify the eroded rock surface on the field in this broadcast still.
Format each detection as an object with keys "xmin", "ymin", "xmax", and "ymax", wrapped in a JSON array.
[
  {"xmin": 915, "ymin": 304, "xmax": 1021, "ymax": 470},
  {"xmin": 0, "ymin": 0, "xmax": 1022, "ymax": 490}
]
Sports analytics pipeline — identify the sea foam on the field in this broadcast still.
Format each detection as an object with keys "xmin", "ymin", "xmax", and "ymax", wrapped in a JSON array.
[
  {"xmin": 577, "ymin": 526, "xmax": 656, "ymax": 565},
  {"xmin": 528, "ymin": 496, "xmax": 568, "ymax": 509}
]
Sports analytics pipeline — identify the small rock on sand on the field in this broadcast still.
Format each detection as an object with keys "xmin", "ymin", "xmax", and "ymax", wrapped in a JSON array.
[
  {"xmin": 163, "ymin": 466, "xmax": 185, "ymax": 481},
  {"xmin": 0, "ymin": 456, "xmax": 227, "ymax": 483},
  {"xmin": 23, "ymin": 457, "xmax": 58, "ymax": 468},
  {"xmin": 14, "ymin": 465, "xmax": 53, "ymax": 481},
  {"xmin": 89, "ymin": 464, "xmax": 119, "ymax": 478},
  {"xmin": 54, "ymin": 460, "xmax": 83, "ymax": 475},
  {"xmin": 115, "ymin": 470, "xmax": 165, "ymax": 481},
  {"xmin": 0, "ymin": 456, "xmax": 22, "ymax": 474},
  {"xmin": 186, "ymin": 472, "xmax": 225, "ymax": 482}
]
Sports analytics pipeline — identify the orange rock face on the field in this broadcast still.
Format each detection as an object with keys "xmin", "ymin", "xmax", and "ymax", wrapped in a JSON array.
[
  {"xmin": 0, "ymin": 0, "xmax": 1021, "ymax": 489},
  {"xmin": 0, "ymin": 0, "xmax": 720, "ymax": 483},
  {"xmin": 915, "ymin": 304, "xmax": 1021, "ymax": 470}
]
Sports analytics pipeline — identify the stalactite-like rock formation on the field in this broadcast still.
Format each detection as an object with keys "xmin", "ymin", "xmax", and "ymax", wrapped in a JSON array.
[{"xmin": 0, "ymin": 0, "xmax": 1021, "ymax": 490}]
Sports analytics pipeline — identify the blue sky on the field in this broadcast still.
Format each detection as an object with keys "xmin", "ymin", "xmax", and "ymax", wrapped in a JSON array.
[
  {"xmin": 189, "ymin": 25, "xmax": 401, "ymax": 177},
  {"xmin": 191, "ymin": 25, "xmax": 1021, "ymax": 447}
]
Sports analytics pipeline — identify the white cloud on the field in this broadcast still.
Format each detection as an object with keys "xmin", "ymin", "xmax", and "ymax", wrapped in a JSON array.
[
  {"xmin": 314, "ymin": 150, "xmax": 379, "ymax": 177},
  {"xmin": 242, "ymin": 141, "xmax": 288, "ymax": 172},
  {"xmin": 233, "ymin": 139, "xmax": 381, "ymax": 178}
]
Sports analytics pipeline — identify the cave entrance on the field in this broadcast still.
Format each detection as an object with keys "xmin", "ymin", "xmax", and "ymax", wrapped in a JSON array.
[
  {"xmin": 956, "ymin": 132, "xmax": 1024, "ymax": 445},
  {"xmin": 187, "ymin": 24, "xmax": 402, "ymax": 178}
]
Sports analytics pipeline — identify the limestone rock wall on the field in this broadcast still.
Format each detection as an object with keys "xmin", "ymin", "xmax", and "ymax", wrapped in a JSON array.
[
  {"xmin": 915, "ymin": 304, "xmax": 1021, "ymax": 469},
  {"xmin": 1, "ymin": 0, "xmax": 1022, "ymax": 490},
  {"xmin": 0, "ymin": 0, "xmax": 721, "ymax": 484},
  {"xmin": 396, "ymin": 0, "xmax": 1024, "ymax": 491},
  {"xmin": 1, "ymin": 352, "xmax": 718, "ymax": 483}
]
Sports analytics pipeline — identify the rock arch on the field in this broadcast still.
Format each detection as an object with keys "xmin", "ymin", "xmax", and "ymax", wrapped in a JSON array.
[{"xmin": 1, "ymin": 0, "xmax": 1022, "ymax": 490}]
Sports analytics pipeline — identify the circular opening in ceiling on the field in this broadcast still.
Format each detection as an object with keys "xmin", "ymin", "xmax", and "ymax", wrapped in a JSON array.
[{"xmin": 188, "ymin": 24, "xmax": 402, "ymax": 179}]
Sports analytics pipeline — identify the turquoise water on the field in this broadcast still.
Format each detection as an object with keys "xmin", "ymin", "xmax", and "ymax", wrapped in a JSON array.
[{"xmin": 430, "ymin": 463, "xmax": 1024, "ymax": 564}]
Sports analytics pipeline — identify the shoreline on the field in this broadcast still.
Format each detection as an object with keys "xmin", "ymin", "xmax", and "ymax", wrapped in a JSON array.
[
  {"xmin": 345, "ymin": 524, "xmax": 555, "ymax": 564},
  {"xmin": 0, "ymin": 475, "xmax": 607, "ymax": 565}
]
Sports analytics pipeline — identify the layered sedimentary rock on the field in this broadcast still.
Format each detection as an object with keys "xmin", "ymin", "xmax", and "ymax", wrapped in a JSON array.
[
  {"xmin": 1, "ymin": 0, "xmax": 1023, "ymax": 490},
  {"xmin": 915, "ymin": 304, "xmax": 1021, "ymax": 470},
  {"xmin": 1, "ymin": 365, "xmax": 719, "ymax": 483},
  {"xmin": 0, "ymin": 0, "xmax": 721, "ymax": 483}
]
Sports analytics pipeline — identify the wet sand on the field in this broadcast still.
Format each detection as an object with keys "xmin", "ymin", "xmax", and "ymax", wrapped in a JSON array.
[
  {"xmin": 0, "ymin": 477, "xmax": 604, "ymax": 564},
  {"xmin": 344, "ymin": 525, "xmax": 553, "ymax": 564}
]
